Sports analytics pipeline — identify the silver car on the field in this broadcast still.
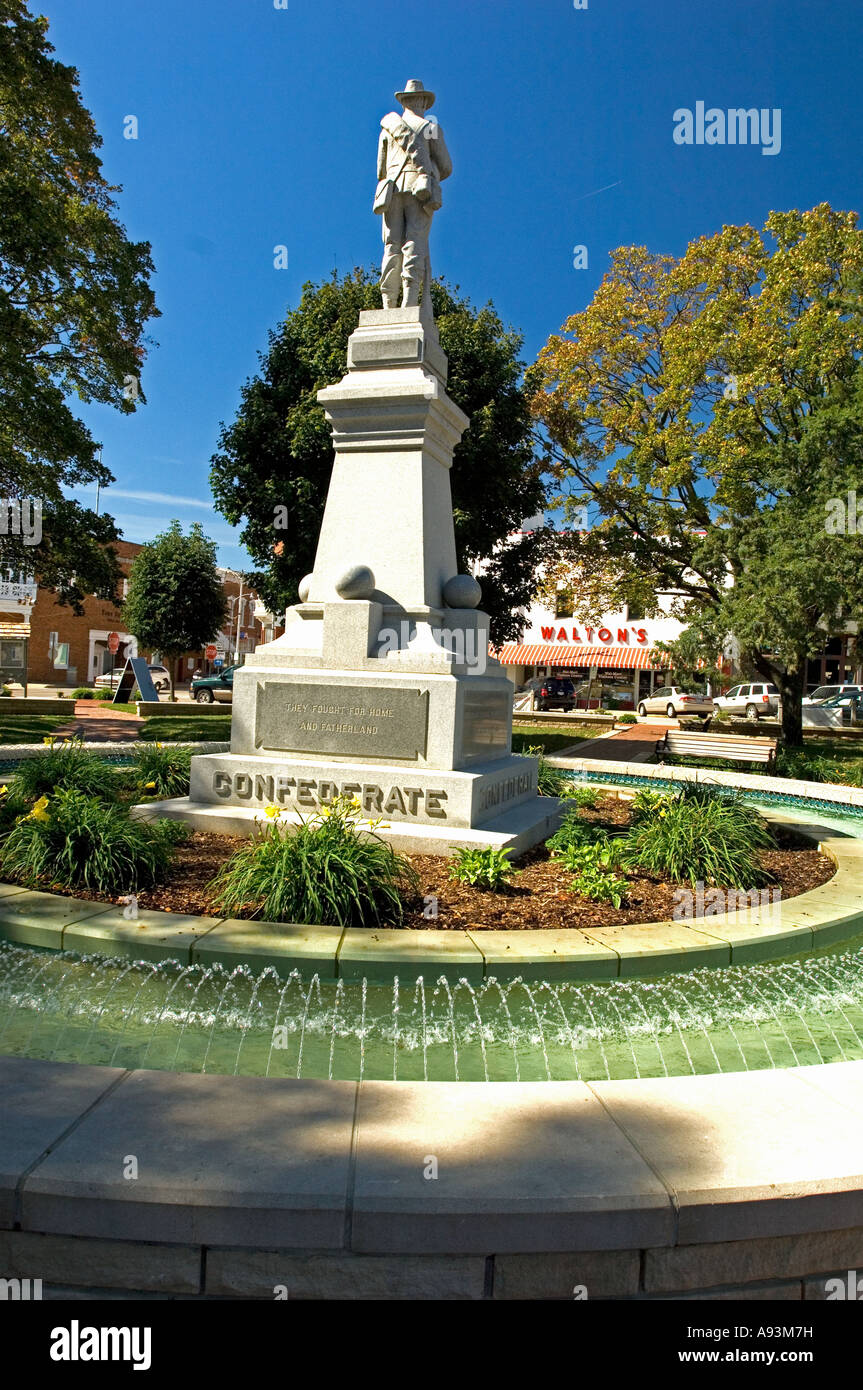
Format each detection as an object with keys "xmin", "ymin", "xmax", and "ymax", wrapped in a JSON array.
[
  {"xmin": 712, "ymin": 681, "xmax": 780, "ymax": 721},
  {"xmin": 637, "ymin": 685, "xmax": 714, "ymax": 718}
]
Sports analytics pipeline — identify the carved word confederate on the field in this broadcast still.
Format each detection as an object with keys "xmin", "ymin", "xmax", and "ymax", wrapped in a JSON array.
[{"xmin": 212, "ymin": 771, "xmax": 447, "ymax": 819}]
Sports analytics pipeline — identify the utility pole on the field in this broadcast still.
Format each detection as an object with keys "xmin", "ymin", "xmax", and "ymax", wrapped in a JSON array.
[{"xmin": 233, "ymin": 573, "xmax": 244, "ymax": 663}]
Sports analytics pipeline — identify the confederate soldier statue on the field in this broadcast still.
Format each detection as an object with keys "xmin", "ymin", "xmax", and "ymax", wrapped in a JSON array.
[{"xmin": 374, "ymin": 79, "xmax": 452, "ymax": 311}]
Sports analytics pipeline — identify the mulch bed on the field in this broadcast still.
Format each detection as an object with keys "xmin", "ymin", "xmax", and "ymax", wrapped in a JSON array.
[{"xmin": 30, "ymin": 794, "xmax": 837, "ymax": 931}]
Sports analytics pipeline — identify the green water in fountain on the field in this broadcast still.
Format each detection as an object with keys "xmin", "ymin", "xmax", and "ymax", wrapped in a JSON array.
[{"xmin": 0, "ymin": 786, "xmax": 861, "ymax": 1082}]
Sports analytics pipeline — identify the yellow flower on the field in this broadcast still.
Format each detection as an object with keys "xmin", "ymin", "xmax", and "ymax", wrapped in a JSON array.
[
  {"xmin": 27, "ymin": 795, "xmax": 51, "ymax": 824},
  {"xmin": 144, "ymin": 781, "xmax": 156, "ymax": 790},
  {"xmin": 42, "ymin": 735, "xmax": 55, "ymax": 746},
  {"xmin": 263, "ymin": 804, "xmax": 282, "ymax": 820},
  {"xmin": 0, "ymin": 785, "xmax": 7, "ymax": 797},
  {"xmin": 659, "ymin": 809, "xmax": 668, "ymax": 818},
  {"xmin": 155, "ymin": 742, "xmax": 164, "ymax": 750}
]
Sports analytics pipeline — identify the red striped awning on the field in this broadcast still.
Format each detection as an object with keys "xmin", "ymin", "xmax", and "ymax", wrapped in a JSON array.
[{"xmin": 493, "ymin": 643, "xmax": 668, "ymax": 671}]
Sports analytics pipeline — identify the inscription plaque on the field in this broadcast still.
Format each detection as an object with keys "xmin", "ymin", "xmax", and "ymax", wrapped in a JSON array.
[
  {"xmin": 461, "ymin": 686, "xmax": 511, "ymax": 759},
  {"xmin": 255, "ymin": 682, "xmax": 429, "ymax": 760}
]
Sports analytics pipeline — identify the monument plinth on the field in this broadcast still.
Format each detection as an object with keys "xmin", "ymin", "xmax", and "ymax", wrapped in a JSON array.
[
  {"xmin": 147, "ymin": 80, "xmax": 563, "ymax": 852},
  {"xmin": 156, "ymin": 310, "xmax": 562, "ymax": 852}
]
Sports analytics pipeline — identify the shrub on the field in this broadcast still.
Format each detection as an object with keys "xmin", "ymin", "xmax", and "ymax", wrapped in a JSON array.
[
  {"xmin": 0, "ymin": 783, "xmax": 29, "ymax": 837},
  {"xmin": 71, "ymin": 687, "xmax": 96, "ymax": 699},
  {"xmin": 526, "ymin": 745, "xmax": 577, "ymax": 797},
  {"xmin": 619, "ymin": 783, "xmax": 774, "ymax": 888},
  {"xmin": 774, "ymin": 747, "xmax": 838, "ymax": 783},
  {"xmin": 616, "ymin": 712, "xmax": 637, "ymax": 724},
  {"xmin": 448, "ymin": 846, "xmax": 518, "ymax": 890},
  {"xmin": 133, "ymin": 743, "xmax": 192, "ymax": 798},
  {"xmin": 11, "ymin": 739, "xmax": 118, "ymax": 803},
  {"xmin": 629, "ymin": 787, "xmax": 674, "ymax": 823},
  {"xmin": 0, "ymin": 685, "xmax": 11, "ymax": 698},
  {"xmin": 1, "ymin": 789, "xmax": 176, "ymax": 892},
  {"xmin": 547, "ymin": 808, "xmax": 612, "ymax": 854},
  {"xmin": 561, "ymin": 842, "xmax": 628, "ymax": 907},
  {"xmin": 208, "ymin": 797, "xmax": 419, "ymax": 927}
]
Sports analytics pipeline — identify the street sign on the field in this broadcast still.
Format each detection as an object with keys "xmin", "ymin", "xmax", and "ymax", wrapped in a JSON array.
[
  {"xmin": 205, "ymin": 644, "xmax": 217, "ymax": 660},
  {"xmin": 107, "ymin": 632, "xmax": 120, "ymax": 654}
]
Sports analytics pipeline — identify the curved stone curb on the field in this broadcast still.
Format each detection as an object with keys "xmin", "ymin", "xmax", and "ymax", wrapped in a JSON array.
[
  {"xmin": 2, "ymin": 1053, "xmax": 863, "ymax": 1298},
  {"xmin": 0, "ymin": 810, "xmax": 858, "ymax": 981}
]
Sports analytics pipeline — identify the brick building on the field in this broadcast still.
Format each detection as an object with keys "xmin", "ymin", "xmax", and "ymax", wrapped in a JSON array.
[{"xmin": 1, "ymin": 541, "xmax": 283, "ymax": 688}]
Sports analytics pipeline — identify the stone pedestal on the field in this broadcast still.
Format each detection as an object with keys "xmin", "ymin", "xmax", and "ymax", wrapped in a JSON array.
[{"xmin": 154, "ymin": 310, "xmax": 563, "ymax": 853}]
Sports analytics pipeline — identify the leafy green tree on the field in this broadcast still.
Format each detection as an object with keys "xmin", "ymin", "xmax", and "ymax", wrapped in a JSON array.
[
  {"xmin": 530, "ymin": 205, "xmax": 863, "ymax": 745},
  {"xmin": 0, "ymin": 2, "xmax": 158, "ymax": 608},
  {"xmin": 123, "ymin": 523, "xmax": 227, "ymax": 695},
  {"xmin": 210, "ymin": 267, "xmax": 547, "ymax": 643}
]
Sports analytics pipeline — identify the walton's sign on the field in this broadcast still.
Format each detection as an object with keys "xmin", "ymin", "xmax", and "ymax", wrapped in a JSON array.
[{"xmin": 538, "ymin": 624, "xmax": 649, "ymax": 645}]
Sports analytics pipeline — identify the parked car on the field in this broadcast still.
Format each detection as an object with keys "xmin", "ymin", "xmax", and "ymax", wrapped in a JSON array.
[
  {"xmin": 637, "ymin": 686, "xmax": 714, "ymax": 719},
  {"xmin": 94, "ymin": 663, "xmax": 171, "ymax": 692},
  {"xmin": 802, "ymin": 683, "xmax": 863, "ymax": 706},
  {"xmin": 818, "ymin": 691, "xmax": 863, "ymax": 722},
  {"xmin": 535, "ymin": 676, "xmax": 576, "ymax": 712},
  {"xmin": 190, "ymin": 665, "xmax": 238, "ymax": 703},
  {"xmin": 712, "ymin": 682, "xmax": 780, "ymax": 721}
]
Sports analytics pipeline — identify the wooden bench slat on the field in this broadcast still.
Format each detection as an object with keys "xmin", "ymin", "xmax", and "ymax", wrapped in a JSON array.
[{"xmin": 657, "ymin": 729, "xmax": 776, "ymax": 765}]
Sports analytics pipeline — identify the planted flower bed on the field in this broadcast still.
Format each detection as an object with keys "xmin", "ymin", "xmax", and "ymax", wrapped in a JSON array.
[{"xmin": 0, "ymin": 744, "xmax": 835, "ymax": 932}]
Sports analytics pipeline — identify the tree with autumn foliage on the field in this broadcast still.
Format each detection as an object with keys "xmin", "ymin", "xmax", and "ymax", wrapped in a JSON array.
[
  {"xmin": 0, "ymin": 2, "xmax": 158, "ymax": 608},
  {"xmin": 529, "ymin": 204, "xmax": 863, "ymax": 746}
]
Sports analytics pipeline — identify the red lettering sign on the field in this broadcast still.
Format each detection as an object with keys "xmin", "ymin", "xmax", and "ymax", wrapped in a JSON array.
[
  {"xmin": 541, "ymin": 626, "xmax": 555, "ymax": 641},
  {"xmin": 598, "ymin": 628, "xmax": 612, "ymax": 642}
]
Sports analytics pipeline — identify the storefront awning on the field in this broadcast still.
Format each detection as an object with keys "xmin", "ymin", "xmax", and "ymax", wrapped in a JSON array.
[
  {"xmin": 0, "ymin": 622, "xmax": 30, "ymax": 638},
  {"xmin": 494, "ymin": 642, "xmax": 668, "ymax": 671}
]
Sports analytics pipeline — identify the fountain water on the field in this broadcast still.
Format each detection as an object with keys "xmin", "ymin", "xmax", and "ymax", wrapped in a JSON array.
[{"xmin": 4, "ymin": 937, "xmax": 863, "ymax": 1082}]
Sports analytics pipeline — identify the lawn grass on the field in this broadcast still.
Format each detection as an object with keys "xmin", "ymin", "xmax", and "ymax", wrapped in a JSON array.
[
  {"xmin": 512, "ymin": 727, "xmax": 598, "ymax": 753},
  {"xmin": 0, "ymin": 716, "xmax": 73, "ymax": 744},
  {"xmin": 139, "ymin": 715, "xmax": 232, "ymax": 743}
]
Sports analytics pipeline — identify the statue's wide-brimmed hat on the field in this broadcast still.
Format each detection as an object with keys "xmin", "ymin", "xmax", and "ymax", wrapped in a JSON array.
[{"xmin": 395, "ymin": 78, "xmax": 435, "ymax": 110}]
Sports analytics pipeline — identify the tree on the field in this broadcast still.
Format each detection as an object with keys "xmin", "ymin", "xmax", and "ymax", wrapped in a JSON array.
[
  {"xmin": 123, "ymin": 523, "xmax": 227, "ymax": 696},
  {"xmin": 210, "ymin": 267, "xmax": 547, "ymax": 643},
  {"xmin": 0, "ymin": 2, "xmax": 158, "ymax": 608},
  {"xmin": 529, "ymin": 205, "xmax": 863, "ymax": 745}
]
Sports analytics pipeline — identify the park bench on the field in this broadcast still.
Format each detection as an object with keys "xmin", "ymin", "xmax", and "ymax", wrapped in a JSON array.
[{"xmin": 656, "ymin": 729, "xmax": 777, "ymax": 767}]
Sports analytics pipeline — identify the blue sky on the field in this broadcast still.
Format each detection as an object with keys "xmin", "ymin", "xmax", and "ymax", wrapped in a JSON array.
[{"xmin": 43, "ymin": 0, "xmax": 863, "ymax": 568}]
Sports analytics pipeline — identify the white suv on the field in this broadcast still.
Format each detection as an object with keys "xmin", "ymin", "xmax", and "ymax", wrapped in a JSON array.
[
  {"xmin": 802, "ymin": 683, "xmax": 863, "ymax": 706},
  {"xmin": 712, "ymin": 682, "xmax": 780, "ymax": 721}
]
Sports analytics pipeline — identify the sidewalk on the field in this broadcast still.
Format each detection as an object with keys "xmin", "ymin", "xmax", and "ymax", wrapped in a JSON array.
[
  {"xmin": 564, "ymin": 722, "xmax": 666, "ymax": 762},
  {"xmin": 55, "ymin": 700, "xmax": 144, "ymax": 744}
]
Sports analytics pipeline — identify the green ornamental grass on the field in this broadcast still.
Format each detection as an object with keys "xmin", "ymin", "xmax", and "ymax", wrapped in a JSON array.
[
  {"xmin": 208, "ymin": 798, "xmax": 419, "ymax": 927},
  {"xmin": 619, "ymin": 781, "xmax": 774, "ymax": 888},
  {"xmin": 133, "ymin": 743, "xmax": 192, "ymax": 798},
  {"xmin": 12, "ymin": 739, "xmax": 118, "ymax": 803},
  {"xmin": 1, "ymin": 789, "xmax": 180, "ymax": 893}
]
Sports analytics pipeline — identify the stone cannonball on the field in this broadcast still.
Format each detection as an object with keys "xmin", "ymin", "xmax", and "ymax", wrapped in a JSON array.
[
  {"xmin": 298, "ymin": 574, "xmax": 313, "ymax": 603},
  {"xmin": 335, "ymin": 565, "xmax": 376, "ymax": 600},
  {"xmin": 442, "ymin": 573, "xmax": 482, "ymax": 609}
]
